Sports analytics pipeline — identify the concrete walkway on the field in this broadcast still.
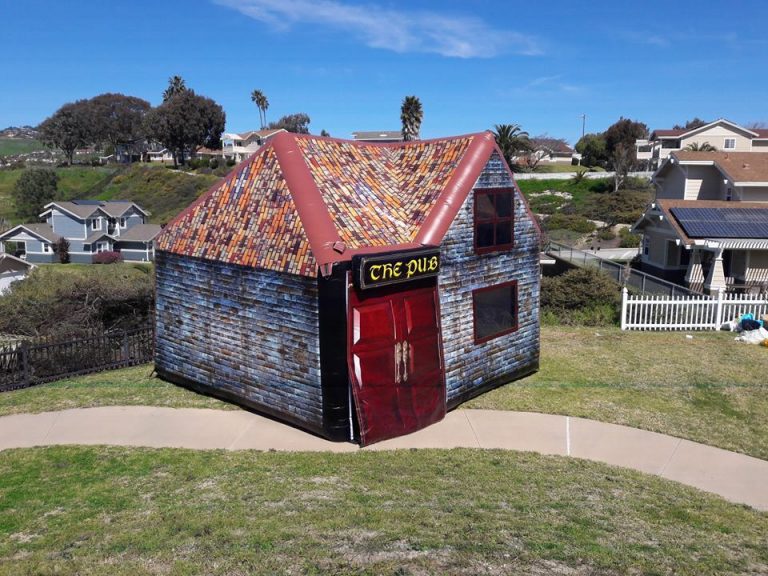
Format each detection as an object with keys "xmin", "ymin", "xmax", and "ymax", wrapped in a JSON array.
[{"xmin": 1, "ymin": 407, "xmax": 766, "ymax": 511}]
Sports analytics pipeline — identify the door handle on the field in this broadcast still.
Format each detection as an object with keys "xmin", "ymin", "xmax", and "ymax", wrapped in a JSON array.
[
  {"xmin": 394, "ymin": 341, "xmax": 402, "ymax": 384},
  {"xmin": 402, "ymin": 341, "xmax": 409, "ymax": 383}
]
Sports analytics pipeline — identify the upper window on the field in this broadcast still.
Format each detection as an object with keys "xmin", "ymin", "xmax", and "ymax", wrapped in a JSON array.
[
  {"xmin": 91, "ymin": 218, "xmax": 99, "ymax": 231},
  {"xmin": 120, "ymin": 217, "xmax": 127, "ymax": 228},
  {"xmin": 473, "ymin": 281, "xmax": 518, "ymax": 344},
  {"xmin": 474, "ymin": 188, "xmax": 514, "ymax": 254},
  {"xmin": 724, "ymin": 138, "xmax": 736, "ymax": 149}
]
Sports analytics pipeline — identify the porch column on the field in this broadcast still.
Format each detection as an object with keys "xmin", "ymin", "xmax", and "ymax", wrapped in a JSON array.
[
  {"xmin": 684, "ymin": 248, "xmax": 703, "ymax": 287},
  {"xmin": 704, "ymin": 248, "xmax": 727, "ymax": 295}
]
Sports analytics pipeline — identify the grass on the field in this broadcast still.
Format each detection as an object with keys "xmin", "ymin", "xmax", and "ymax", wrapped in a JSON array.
[
  {"xmin": 467, "ymin": 326, "xmax": 768, "ymax": 460},
  {"xmin": 0, "ymin": 365, "xmax": 231, "ymax": 415},
  {"xmin": 0, "ymin": 138, "xmax": 45, "ymax": 156},
  {"xmin": 0, "ymin": 446, "xmax": 766, "ymax": 575},
  {"xmin": 0, "ymin": 164, "xmax": 221, "ymax": 226},
  {"xmin": 2, "ymin": 326, "xmax": 767, "ymax": 460}
]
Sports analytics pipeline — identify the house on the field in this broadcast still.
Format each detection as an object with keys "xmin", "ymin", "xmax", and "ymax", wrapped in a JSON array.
[
  {"xmin": 154, "ymin": 131, "xmax": 541, "ymax": 446},
  {"xmin": 0, "ymin": 253, "xmax": 34, "ymax": 294},
  {"xmin": 637, "ymin": 119, "xmax": 768, "ymax": 170},
  {"xmin": 528, "ymin": 137, "xmax": 578, "ymax": 165},
  {"xmin": 0, "ymin": 200, "xmax": 161, "ymax": 264},
  {"xmin": 351, "ymin": 131, "xmax": 404, "ymax": 143},
  {"xmin": 221, "ymin": 129, "xmax": 286, "ymax": 163},
  {"xmin": 632, "ymin": 151, "xmax": 768, "ymax": 294},
  {"xmin": 146, "ymin": 148, "xmax": 174, "ymax": 163}
]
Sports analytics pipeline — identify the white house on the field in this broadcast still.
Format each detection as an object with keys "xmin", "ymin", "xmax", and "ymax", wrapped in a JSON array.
[{"xmin": 0, "ymin": 253, "xmax": 34, "ymax": 294}]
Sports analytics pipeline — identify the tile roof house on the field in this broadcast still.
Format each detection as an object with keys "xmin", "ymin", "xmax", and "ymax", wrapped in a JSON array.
[
  {"xmin": 0, "ymin": 200, "xmax": 161, "ymax": 264},
  {"xmin": 155, "ymin": 131, "xmax": 541, "ymax": 445},
  {"xmin": 636, "ymin": 119, "xmax": 768, "ymax": 170},
  {"xmin": 632, "ymin": 151, "xmax": 768, "ymax": 293}
]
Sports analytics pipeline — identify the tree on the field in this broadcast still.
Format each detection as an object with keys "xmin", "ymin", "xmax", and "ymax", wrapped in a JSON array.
[
  {"xmin": 493, "ymin": 124, "xmax": 532, "ymax": 170},
  {"xmin": 267, "ymin": 113, "xmax": 311, "ymax": 134},
  {"xmin": 575, "ymin": 133, "xmax": 608, "ymax": 168},
  {"xmin": 144, "ymin": 89, "xmax": 226, "ymax": 167},
  {"xmin": 250, "ymin": 89, "xmax": 269, "ymax": 129},
  {"xmin": 89, "ymin": 93, "xmax": 151, "ymax": 157},
  {"xmin": 320, "ymin": 129, "xmax": 330, "ymax": 137},
  {"xmin": 673, "ymin": 118, "xmax": 708, "ymax": 130},
  {"xmin": 12, "ymin": 168, "xmax": 59, "ymax": 221},
  {"xmin": 38, "ymin": 100, "xmax": 92, "ymax": 165},
  {"xmin": 684, "ymin": 141, "xmax": 717, "ymax": 151},
  {"xmin": 603, "ymin": 118, "xmax": 648, "ymax": 191},
  {"xmin": 400, "ymin": 96, "xmax": 423, "ymax": 141},
  {"xmin": 55, "ymin": 237, "xmax": 70, "ymax": 264},
  {"xmin": 163, "ymin": 75, "xmax": 188, "ymax": 102}
]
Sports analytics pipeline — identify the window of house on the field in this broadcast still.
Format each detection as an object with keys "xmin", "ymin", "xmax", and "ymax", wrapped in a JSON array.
[
  {"xmin": 97, "ymin": 241, "xmax": 109, "ymax": 253},
  {"xmin": 120, "ymin": 217, "xmax": 127, "ymax": 228},
  {"xmin": 473, "ymin": 281, "xmax": 518, "ymax": 344},
  {"xmin": 724, "ymin": 138, "xmax": 736, "ymax": 149},
  {"xmin": 474, "ymin": 188, "xmax": 514, "ymax": 254},
  {"xmin": 91, "ymin": 218, "xmax": 99, "ymax": 230},
  {"xmin": 42, "ymin": 243, "xmax": 50, "ymax": 253},
  {"xmin": 642, "ymin": 236, "xmax": 650, "ymax": 256},
  {"xmin": 726, "ymin": 187, "xmax": 733, "ymax": 201}
]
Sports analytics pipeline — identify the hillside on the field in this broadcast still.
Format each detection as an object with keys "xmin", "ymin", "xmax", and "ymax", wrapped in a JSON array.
[
  {"xmin": 0, "ymin": 164, "xmax": 224, "ymax": 227},
  {"xmin": 97, "ymin": 165, "xmax": 222, "ymax": 224}
]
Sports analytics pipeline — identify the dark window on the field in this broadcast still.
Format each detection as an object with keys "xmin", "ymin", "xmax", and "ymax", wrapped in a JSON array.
[
  {"xmin": 473, "ymin": 281, "xmax": 518, "ymax": 343},
  {"xmin": 474, "ymin": 189, "xmax": 514, "ymax": 254}
]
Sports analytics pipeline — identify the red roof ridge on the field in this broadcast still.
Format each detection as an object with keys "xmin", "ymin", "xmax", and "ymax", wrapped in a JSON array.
[{"xmin": 271, "ymin": 131, "xmax": 344, "ymax": 274}]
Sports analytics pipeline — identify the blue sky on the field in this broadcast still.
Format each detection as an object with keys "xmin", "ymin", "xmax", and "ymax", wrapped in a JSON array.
[{"xmin": 2, "ymin": 0, "xmax": 767, "ymax": 144}]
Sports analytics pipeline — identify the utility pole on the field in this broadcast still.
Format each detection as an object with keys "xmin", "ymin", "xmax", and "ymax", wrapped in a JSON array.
[{"xmin": 577, "ymin": 114, "xmax": 587, "ymax": 166}]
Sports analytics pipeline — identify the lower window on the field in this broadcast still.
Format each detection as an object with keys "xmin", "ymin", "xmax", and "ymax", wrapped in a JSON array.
[{"xmin": 473, "ymin": 281, "xmax": 518, "ymax": 343}]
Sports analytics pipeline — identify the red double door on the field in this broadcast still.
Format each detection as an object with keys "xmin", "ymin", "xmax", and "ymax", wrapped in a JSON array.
[{"xmin": 347, "ymin": 284, "xmax": 446, "ymax": 445}]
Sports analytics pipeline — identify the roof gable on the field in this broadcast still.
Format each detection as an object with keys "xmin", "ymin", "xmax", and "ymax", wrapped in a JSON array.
[{"xmin": 157, "ymin": 132, "xmax": 505, "ymax": 276}]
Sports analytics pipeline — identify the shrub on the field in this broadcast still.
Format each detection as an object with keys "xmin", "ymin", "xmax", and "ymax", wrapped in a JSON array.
[
  {"xmin": 619, "ymin": 227, "xmax": 641, "ymax": 248},
  {"xmin": 545, "ymin": 213, "xmax": 596, "ymax": 234},
  {"xmin": 541, "ymin": 267, "xmax": 621, "ymax": 326},
  {"xmin": 209, "ymin": 158, "xmax": 219, "ymax": 169},
  {"xmin": 597, "ymin": 228, "xmax": 616, "ymax": 241},
  {"xmin": 93, "ymin": 251, "xmax": 124, "ymax": 265},
  {"xmin": 55, "ymin": 237, "xmax": 70, "ymax": 264},
  {"xmin": 225, "ymin": 158, "xmax": 237, "ymax": 167}
]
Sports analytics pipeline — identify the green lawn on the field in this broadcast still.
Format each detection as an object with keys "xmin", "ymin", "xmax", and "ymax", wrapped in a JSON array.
[
  {"xmin": 0, "ymin": 138, "xmax": 45, "ymax": 156},
  {"xmin": 2, "ymin": 326, "xmax": 767, "ymax": 461},
  {"xmin": 467, "ymin": 326, "xmax": 768, "ymax": 460},
  {"xmin": 0, "ymin": 446, "xmax": 766, "ymax": 575}
]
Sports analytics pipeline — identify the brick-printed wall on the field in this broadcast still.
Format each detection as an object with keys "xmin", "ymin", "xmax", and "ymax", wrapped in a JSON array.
[
  {"xmin": 439, "ymin": 152, "xmax": 540, "ymax": 402},
  {"xmin": 155, "ymin": 252, "xmax": 324, "ymax": 428}
]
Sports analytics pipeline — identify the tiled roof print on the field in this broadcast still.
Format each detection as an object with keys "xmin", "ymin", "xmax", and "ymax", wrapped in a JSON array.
[
  {"xmin": 297, "ymin": 136, "xmax": 471, "ymax": 248},
  {"xmin": 156, "ymin": 147, "xmax": 316, "ymax": 276}
]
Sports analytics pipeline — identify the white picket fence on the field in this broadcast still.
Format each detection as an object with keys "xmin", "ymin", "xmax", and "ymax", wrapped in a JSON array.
[{"xmin": 621, "ymin": 287, "xmax": 768, "ymax": 331}]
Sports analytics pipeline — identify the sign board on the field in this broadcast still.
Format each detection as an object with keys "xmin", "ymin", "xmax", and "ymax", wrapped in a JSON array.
[{"xmin": 353, "ymin": 248, "xmax": 441, "ymax": 290}]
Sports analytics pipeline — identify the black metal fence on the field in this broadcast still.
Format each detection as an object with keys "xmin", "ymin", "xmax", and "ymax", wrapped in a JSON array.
[{"xmin": 0, "ymin": 325, "xmax": 154, "ymax": 392}]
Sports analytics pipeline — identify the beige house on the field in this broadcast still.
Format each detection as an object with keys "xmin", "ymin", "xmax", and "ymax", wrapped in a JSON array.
[
  {"xmin": 633, "ymin": 151, "xmax": 768, "ymax": 294},
  {"xmin": 636, "ymin": 119, "xmax": 768, "ymax": 170},
  {"xmin": 221, "ymin": 129, "xmax": 286, "ymax": 163}
]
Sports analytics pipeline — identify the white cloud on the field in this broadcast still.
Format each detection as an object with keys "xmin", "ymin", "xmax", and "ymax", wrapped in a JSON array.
[{"xmin": 214, "ymin": 0, "xmax": 542, "ymax": 58}]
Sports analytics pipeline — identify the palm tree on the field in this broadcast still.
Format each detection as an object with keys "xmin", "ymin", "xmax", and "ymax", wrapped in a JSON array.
[
  {"xmin": 684, "ymin": 141, "xmax": 717, "ymax": 152},
  {"xmin": 400, "ymin": 96, "xmax": 423, "ymax": 141},
  {"xmin": 493, "ymin": 124, "xmax": 533, "ymax": 169},
  {"xmin": 163, "ymin": 75, "xmax": 187, "ymax": 102},
  {"xmin": 250, "ymin": 89, "xmax": 269, "ymax": 129}
]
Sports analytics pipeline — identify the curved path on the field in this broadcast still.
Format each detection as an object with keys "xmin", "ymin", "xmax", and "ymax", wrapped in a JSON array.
[{"xmin": 1, "ymin": 407, "xmax": 766, "ymax": 511}]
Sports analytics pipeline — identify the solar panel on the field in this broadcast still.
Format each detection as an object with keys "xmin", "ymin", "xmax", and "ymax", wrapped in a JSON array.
[{"xmin": 670, "ymin": 207, "xmax": 768, "ymax": 239}]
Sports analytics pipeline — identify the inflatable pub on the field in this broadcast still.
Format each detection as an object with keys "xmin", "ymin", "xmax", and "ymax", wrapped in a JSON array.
[{"xmin": 154, "ymin": 131, "xmax": 540, "ymax": 445}]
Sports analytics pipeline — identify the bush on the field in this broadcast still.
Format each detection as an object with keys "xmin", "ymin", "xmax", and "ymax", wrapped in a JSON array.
[
  {"xmin": 619, "ymin": 227, "xmax": 641, "ymax": 248},
  {"xmin": 545, "ymin": 213, "xmax": 596, "ymax": 234},
  {"xmin": 93, "ymin": 251, "xmax": 124, "ymax": 264},
  {"xmin": 209, "ymin": 158, "xmax": 219, "ymax": 169},
  {"xmin": 55, "ymin": 237, "xmax": 70, "ymax": 264},
  {"xmin": 541, "ymin": 268, "xmax": 621, "ymax": 326},
  {"xmin": 0, "ymin": 264, "xmax": 154, "ymax": 338},
  {"xmin": 225, "ymin": 158, "xmax": 237, "ymax": 167},
  {"xmin": 597, "ymin": 228, "xmax": 616, "ymax": 241}
]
